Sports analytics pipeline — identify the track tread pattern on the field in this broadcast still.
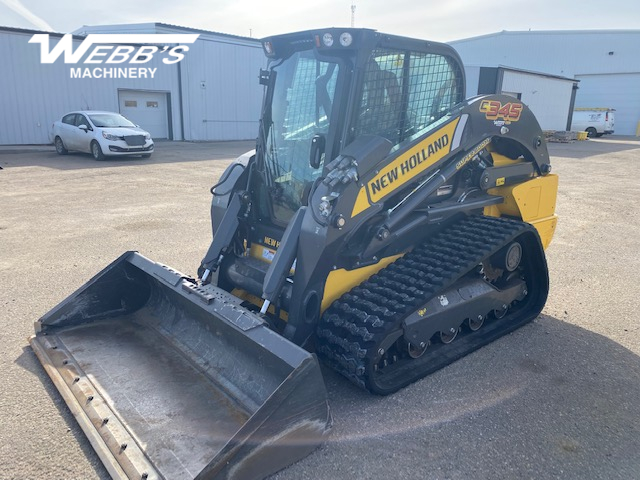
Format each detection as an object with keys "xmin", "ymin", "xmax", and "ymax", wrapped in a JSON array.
[{"xmin": 316, "ymin": 215, "xmax": 535, "ymax": 392}]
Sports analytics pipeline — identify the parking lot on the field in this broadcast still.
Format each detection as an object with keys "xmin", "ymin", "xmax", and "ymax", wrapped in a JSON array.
[{"xmin": 1, "ymin": 137, "xmax": 639, "ymax": 479}]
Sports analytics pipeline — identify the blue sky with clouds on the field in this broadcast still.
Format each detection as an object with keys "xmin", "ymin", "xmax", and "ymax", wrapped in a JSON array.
[{"xmin": 1, "ymin": 0, "xmax": 639, "ymax": 41}]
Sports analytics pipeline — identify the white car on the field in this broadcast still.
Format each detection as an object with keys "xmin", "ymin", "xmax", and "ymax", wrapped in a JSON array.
[{"xmin": 52, "ymin": 111, "xmax": 154, "ymax": 160}]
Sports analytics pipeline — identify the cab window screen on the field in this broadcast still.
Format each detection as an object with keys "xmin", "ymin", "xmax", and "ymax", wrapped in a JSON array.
[{"xmin": 355, "ymin": 49, "xmax": 463, "ymax": 148}]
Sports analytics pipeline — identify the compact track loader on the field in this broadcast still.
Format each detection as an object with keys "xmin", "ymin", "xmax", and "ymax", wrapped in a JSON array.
[{"xmin": 30, "ymin": 28, "xmax": 558, "ymax": 479}]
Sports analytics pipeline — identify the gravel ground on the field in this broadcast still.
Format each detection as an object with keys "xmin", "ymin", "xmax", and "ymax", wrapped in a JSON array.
[{"xmin": 1, "ymin": 137, "xmax": 639, "ymax": 480}]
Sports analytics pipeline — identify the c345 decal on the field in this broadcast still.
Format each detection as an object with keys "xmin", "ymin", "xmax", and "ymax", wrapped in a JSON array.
[{"xmin": 480, "ymin": 100, "xmax": 523, "ymax": 126}]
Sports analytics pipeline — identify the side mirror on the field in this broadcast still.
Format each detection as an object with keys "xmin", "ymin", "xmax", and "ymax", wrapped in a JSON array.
[
  {"xmin": 309, "ymin": 134, "xmax": 325, "ymax": 169},
  {"xmin": 78, "ymin": 124, "xmax": 89, "ymax": 131},
  {"xmin": 259, "ymin": 69, "xmax": 270, "ymax": 86}
]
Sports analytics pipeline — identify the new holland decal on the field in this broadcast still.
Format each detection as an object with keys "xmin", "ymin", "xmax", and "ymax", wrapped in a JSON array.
[
  {"xmin": 480, "ymin": 100, "xmax": 523, "ymax": 127},
  {"xmin": 351, "ymin": 118, "xmax": 459, "ymax": 217}
]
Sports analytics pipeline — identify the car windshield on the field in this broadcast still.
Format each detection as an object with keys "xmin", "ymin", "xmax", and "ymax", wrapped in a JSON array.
[{"xmin": 89, "ymin": 113, "xmax": 136, "ymax": 128}]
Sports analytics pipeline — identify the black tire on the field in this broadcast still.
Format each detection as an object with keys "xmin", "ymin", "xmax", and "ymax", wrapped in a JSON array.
[
  {"xmin": 91, "ymin": 141, "xmax": 106, "ymax": 161},
  {"xmin": 54, "ymin": 136, "xmax": 68, "ymax": 155},
  {"xmin": 586, "ymin": 127, "xmax": 597, "ymax": 138}
]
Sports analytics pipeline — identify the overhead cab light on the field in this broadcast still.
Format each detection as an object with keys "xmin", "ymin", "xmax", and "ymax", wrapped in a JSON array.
[
  {"xmin": 263, "ymin": 41, "xmax": 274, "ymax": 55},
  {"xmin": 322, "ymin": 33, "xmax": 334, "ymax": 47},
  {"xmin": 339, "ymin": 32, "xmax": 353, "ymax": 47}
]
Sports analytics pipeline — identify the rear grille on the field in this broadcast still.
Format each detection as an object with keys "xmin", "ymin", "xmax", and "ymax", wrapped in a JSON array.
[{"xmin": 124, "ymin": 135, "xmax": 146, "ymax": 146}]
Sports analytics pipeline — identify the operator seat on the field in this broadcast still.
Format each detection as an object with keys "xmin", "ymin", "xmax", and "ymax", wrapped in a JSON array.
[{"xmin": 358, "ymin": 59, "xmax": 403, "ymax": 141}]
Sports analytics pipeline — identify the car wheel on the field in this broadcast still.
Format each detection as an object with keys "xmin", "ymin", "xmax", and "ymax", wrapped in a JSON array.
[
  {"xmin": 586, "ymin": 127, "xmax": 597, "ymax": 138},
  {"xmin": 141, "ymin": 153, "xmax": 151, "ymax": 158},
  {"xmin": 91, "ymin": 141, "xmax": 106, "ymax": 161},
  {"xmin": 54, "ymin": 136, "xmax": 68, "ymax": 155}
]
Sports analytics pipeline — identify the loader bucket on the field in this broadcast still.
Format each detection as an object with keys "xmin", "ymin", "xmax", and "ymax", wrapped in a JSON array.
[{"xmin": 29, "ymin": 252, "xmax": 331, "ymax": 480}]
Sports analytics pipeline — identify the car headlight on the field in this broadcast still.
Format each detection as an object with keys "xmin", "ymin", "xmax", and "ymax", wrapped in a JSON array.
[
  {"xmin": 144, "ymin": 133, "xmax": 151, "ymax": 140},
  {"xmin": 102, "ymin": 131, "xmax": 121, "ymax": 141}
]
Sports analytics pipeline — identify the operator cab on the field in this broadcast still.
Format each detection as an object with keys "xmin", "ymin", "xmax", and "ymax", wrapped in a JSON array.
[{"xmin": 252, "ymin": 28, "xmax": 465, "ymax": 232}]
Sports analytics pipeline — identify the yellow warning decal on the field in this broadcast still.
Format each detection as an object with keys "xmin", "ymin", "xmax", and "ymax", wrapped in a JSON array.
[{"xmin": 351, "ymin": 118, "xmax": 459, "ymax": 217}]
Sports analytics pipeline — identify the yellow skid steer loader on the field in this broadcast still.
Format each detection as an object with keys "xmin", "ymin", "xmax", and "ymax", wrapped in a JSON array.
[{"xmin": 30, "ymin": 28, "xmax": 557, "ymax": 479}]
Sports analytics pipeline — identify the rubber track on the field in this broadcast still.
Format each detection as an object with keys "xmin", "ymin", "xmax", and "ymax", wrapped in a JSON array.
[{"xmin": 316, "ymin": 215, "xmax": 534, "ymax": 392}]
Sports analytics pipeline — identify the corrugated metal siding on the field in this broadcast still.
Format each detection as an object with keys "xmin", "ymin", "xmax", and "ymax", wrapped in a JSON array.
[
  {"xmin": 450, "ymin": 30, "xmax": 640, "ymax": 134},
  {"xmin": 464, "ymin": 66, "xmax": 481, "ymax": 98},
  {"xmin": 180, "ymin": 37, "xmax": 265, "ymax": 141},
  {"xmin": 73, "ymin": 23, "xmax": 159, "ymax": 36},
  {"xmin": 501, "ymin": 71, "xmax": 574, "ymax": 131},
  {"xmin": 575, "ymin": 73, "xmax": 640, "ymax": 135},
  {"xmin": 451, "ymin": 31, "xmax": 640, "ymax": 77},
  {"xmin": 0, "ymin": 30, "xmax": 180, "ymax": 145},
  {"xmin": 154, "ymin": 24, "xmax": 260, "ymax": 48},
  {"xmin": 70, "ymin": 23, "xmax": 266, "ymax": 142}
]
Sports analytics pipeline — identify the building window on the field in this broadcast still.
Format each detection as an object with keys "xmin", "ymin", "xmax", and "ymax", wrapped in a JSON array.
[
  {"xmin": 146, "ymin": 101, "xmax": 159, "ymax": 108},
  {"xmin": 124, "ymin": 100, "xmax": 137, "ymax": 107}
]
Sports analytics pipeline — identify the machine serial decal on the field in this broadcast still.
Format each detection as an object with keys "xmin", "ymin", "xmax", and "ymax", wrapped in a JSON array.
[
  {"xmin": 262, "ymin": 248, "xmax": 276, "ymax": 262},
  {"xmin": 351, "ymin": 118, "xmax": 459, "ymax": 217},
  {"xmin": 480, "ymin": 100, "xmax": 523, "ymax": 126}
]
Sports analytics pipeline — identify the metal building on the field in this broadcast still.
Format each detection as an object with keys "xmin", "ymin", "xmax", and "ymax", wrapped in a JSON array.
[
  {"xmin": 464, "ymin": 65, "xmax": 578, "ymax": 131},
  {"xmin": 0, "ymin": 23, "xmax": 265, "ymax": 145},
  {"xmin": 450, "ymin": 30, "xmax": 640, "ymax": 135}
]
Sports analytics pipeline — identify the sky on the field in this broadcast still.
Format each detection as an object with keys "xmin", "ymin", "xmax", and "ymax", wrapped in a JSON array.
[{"xmin": 1, "ymin": 0, "xmax": 639, "ymax": 42}]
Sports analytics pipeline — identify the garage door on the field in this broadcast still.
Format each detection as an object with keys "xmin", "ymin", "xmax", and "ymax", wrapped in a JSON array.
[{"xmin": 118, "ymin": 90, "xmax": 170, "ymax": 139}]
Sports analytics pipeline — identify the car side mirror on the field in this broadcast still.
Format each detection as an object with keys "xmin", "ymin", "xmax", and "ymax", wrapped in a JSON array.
[
  {"xmin": 309, "ymin": 134, "xmax": 325, "ymax": 169},
  {"xmin": 78, "ymin": 124, "xmax": 89, "ymax": 132}
]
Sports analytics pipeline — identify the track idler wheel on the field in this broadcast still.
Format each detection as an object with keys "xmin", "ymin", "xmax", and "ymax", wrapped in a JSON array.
[
  {"xmin": 493, "ymin": 303, "xmax": 509, "ymax": 319},
  {"xmin": 439, "ymin": 327, "xmax": 459, "ymax": 344},
  {"xmin": 494, "ymin": 242, "xmax": 523, "ymax": 272},
  {"xmin": 467, "ymin": 314, "xmax": 485, "ymax": 332},
  {"xmin": 407, "ymin": 341, "xmax": 429, "ymax": 359}
]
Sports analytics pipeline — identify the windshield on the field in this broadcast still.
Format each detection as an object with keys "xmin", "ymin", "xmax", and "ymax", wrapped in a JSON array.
[
  {"xmin": 89, "ymin": 113, "xmax": 136, "ymax": 128},
  {"xmin": 261, "ymin": 50, "xmax": 340, "ymax": 223}
]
